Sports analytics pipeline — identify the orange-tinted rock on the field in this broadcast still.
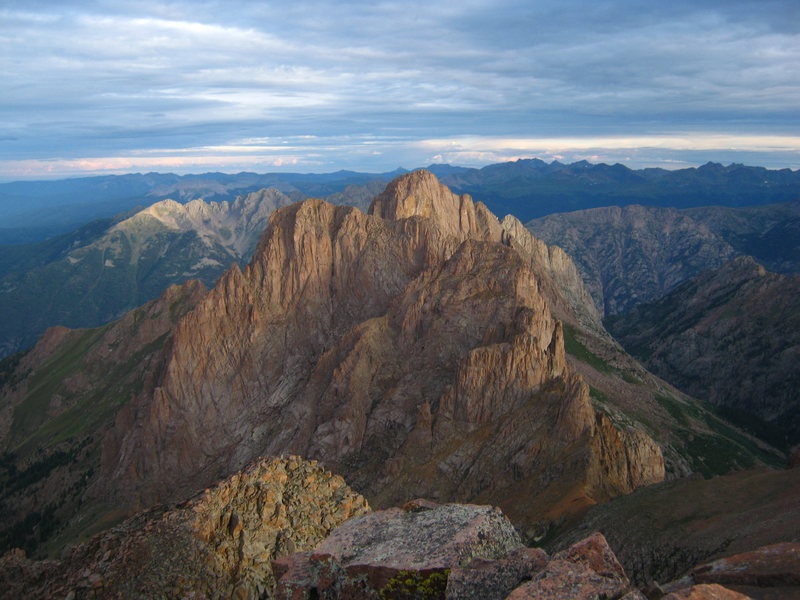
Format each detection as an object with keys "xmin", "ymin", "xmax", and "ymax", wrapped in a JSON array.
[
  {"xmin": 505, "ymin": 559, "xmax": 628, "ymax": 600},
  {"xmin": 506, "ymin": 533, "xmax": 630, "ymax": 600},
  {"xmin": 663, "ymin": 583, "xmax": 754, "ymax": 600},
  {"xmin": 692, "ymin": 542, "xmax": 800, "ymax": 587},
  {"xmin": 553, "ymin": 532, "xmax": 628, "ymax": 581}
]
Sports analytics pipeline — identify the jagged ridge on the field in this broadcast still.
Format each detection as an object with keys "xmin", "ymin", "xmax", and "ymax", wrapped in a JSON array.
[{"xmin": 99, "ymin": 170, "xmax": 664, "ymax": 526}]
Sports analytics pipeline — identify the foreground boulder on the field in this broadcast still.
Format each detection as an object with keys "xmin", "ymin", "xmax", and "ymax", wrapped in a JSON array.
[
  {"xmin": 445, "ymin": 547, "xmax": 548, "ymax": 600},
  {"xmin": 274, "ymin": 500, "xmax": 523, "ymax": 599},
  {"xmin": 505, "ymin": 533, "xmax": 630, "ymax": 600},
  {"xmin": 0, "ymin": 456, "xmax": 369, "ymax": 599}
]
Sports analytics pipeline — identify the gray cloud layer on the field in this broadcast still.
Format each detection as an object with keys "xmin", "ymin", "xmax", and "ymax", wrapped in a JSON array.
[{"xmin": 1, "ymin": 0, "xmax": 798, "ymax": 177}]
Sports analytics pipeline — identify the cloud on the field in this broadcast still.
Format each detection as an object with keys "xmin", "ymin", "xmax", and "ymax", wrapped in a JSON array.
[{"xmin": 0, "ymin": 0, "xmax": 798, "ymax": 177}]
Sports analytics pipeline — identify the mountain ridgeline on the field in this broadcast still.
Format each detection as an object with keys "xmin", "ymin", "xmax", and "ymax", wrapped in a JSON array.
[
  {"xmin": 0, "ymin": 171, "xmax": 785, "ymax": 565},
  {"xmin": 0, "ymin": 170, "xmax": 399, "ymax": 243},
  {"xmin": 3, "ymin": 159, "xmax": 798, "ymax": 243}
]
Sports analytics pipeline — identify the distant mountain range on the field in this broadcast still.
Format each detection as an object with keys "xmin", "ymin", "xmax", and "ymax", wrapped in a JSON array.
[
  {"xmin": 527, "ymin": 199, "xmax": 800, "ymax": 315},
  {"xmin": 3, "ymin": 159, "xmax": 798, "ymax": 244},
  {"xmin": 0, "ymin": 189, "xmax": 295, "ymax": 357},
  {"xmin": 0, "ymin": 170, "xmax": 401, "ymax": 244},
  {"xmin": 437, "ymin": 159, "xmax": 800, "ymax": 221}
]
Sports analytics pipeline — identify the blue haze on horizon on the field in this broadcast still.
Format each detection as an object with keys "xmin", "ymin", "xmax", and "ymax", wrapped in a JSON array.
[{"xmin": 1, "ymin": 0, "xmax": 799, "ymax": 180}]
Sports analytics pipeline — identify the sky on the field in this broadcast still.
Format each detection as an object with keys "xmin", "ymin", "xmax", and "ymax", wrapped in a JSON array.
[{"xmin": 1, "ymin": 0, "xmax": 799, "ymax": 180}]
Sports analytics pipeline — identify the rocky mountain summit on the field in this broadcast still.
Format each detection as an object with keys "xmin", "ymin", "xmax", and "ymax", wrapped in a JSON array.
[
  {"xmin": 96, "ymin": 170, "xmax": 663, "ymax": 527},
  {"xmin": 606, "ymin": 256, "xmax": 800, "ymax": 445},
  {"xmin": 1, "ymin": 170, "xmax": 677, "ymax": 558}
]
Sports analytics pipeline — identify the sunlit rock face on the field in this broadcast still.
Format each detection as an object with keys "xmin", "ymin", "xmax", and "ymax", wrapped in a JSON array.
[{"xmin": 101, "ymin": 170, "xmax": 663, "ymax": 524}]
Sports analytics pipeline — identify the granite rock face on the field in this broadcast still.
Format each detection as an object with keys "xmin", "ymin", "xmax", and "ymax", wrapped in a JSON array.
[
  {"xmin": 96, "ymin": 170, "xmax": 663, "ymax": 527},
  {"xmin": 0, "ymin": 456, "xmax": 369, "ymax": 600}
]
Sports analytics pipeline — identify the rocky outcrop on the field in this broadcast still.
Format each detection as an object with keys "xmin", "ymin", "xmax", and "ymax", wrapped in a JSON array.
[
  {"xmin": 507, "ymin": 533, "xmax": 630, "ymax": 600},
  {"xmin": 606, "ymin": 256, "xmax": 800, "ymax": 443},
  {"xmin": 274, "ymin": 501, "xmax": 637, "ymax": 600},
  {"xmin": 500, "ymin": 214, "xmax": 603, "ymax": 334},
  {"xmin": 274, "ymin": 500, "xmax": 523, "ymax": 599},
  {"xmin": 0, "ymin": 456, "xmax": 369, "ymax": 599},
  {"xmin": 91, "ymin": 170, "xmax": 663, "ymax": 530}
]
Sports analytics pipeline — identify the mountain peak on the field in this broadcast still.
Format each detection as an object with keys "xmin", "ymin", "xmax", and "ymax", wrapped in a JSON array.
[{"xmin": 368, "ymin": 169, "xmax": 502, "ymax": 241}]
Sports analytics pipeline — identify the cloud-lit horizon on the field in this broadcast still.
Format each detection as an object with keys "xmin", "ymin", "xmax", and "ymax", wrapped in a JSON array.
[{"xmin": 1, "ymin": 0, "xmax": 799, "ymax": 180}]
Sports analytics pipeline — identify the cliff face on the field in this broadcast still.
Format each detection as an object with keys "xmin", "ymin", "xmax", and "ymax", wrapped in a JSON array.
[
  {"xmin": 99, "ymin": 170, "xmax": 662, "ymax": 527},
  {"xmin": 607, "ymin": 256, "xmax": 800, "ymax": 444},
  {"xmin": 1, "ymin": 171, "xmax": 665, "ymax": 556}
]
